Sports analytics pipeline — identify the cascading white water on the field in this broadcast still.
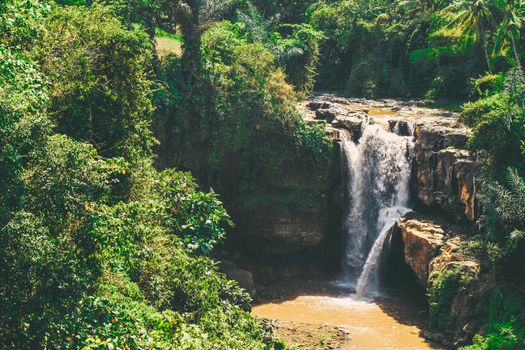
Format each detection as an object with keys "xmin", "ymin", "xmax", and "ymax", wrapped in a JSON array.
[
  {"xmin": 339, "ymin": 121, "xmax": 414, "ymax": 296},
  {"xmin": 355, "ymin": 206, "xmax": 411, "ymax": 297}
]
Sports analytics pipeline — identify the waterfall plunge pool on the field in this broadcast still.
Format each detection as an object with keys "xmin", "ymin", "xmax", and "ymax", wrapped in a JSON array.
[
  {"xmin": 251, "ymin": 119, "xmax": 445, "ymax": 349},
  {"xmin": 252, "ymin": 279, "xmax": 444, "ymax": 350}
]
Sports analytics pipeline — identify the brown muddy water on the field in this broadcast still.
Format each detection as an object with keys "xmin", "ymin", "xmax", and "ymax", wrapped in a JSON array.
[{"xmin": 252, "ymin": 281, "xmax": 444, "ymax": 350}]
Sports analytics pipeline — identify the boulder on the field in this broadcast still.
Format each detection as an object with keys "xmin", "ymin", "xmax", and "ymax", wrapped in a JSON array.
[
  {"xmin": 221, "ymin": 260, "xmax": 257, "ymax": 297},
  {"xmin": 332, "ymin": 114, "xmax": 364, "ymax": 141},
  {"xmin": 307, "ymin": 100, "xmax": 332, "ymax": 111},
  {"xmin": 325, "ymin": 126, "xmax": 343, "ymax": 140},
  {"xmin": 388, "ymin": 119, "xmax": 412, "ymax": 136},
  {"xmin": 397, "ymin": 216, "xmax": 446, "ymax": 286},
  {"xmin": 315, "ymin": 108, "xmax": 337, "ymax": 123}
]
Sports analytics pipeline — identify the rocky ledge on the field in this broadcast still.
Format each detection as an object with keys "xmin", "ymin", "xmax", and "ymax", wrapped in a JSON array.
[
  {"xmin": 390, "ymin": 212, "xmax": 490, "ymax": 347},
  {"xmin": 390, "ymin": 213, "xmax": 476, "ymax": 287}
]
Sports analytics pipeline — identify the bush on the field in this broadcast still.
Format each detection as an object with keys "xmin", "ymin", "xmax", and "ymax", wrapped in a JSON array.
[
  {"xmin": 0, "ymin": 211, "xmax": 95, "ymax": 349},
  {"xmin": 158, "ymin": 169, "xmax": 232, "ymax": 254},
  {"xmin": 461, "ymin": 291, "xmax": 525, "ymax": 350},
  {"xmin": 428, "ymin": 264, "xmax": 476, "ymax": 332},
  {"xmin": 461, "ymin": 93, "xmax": 524, "ymax": 173},
  {"xmin": 22, "ymin": 135, "xmax": 114, "ymax": 230}
]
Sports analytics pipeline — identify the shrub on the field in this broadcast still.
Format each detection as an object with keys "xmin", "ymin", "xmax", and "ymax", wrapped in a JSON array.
[
  {"xmin": 461, "ymin": 291, "xmax": 525, "ymax": 350},
  {"xmin": 428, "ymin": 264, "xmax": 476, "ymax": 332},
  {"xmin": 158, "ymin": 169, "xmax": 232, "ymax": 254}
]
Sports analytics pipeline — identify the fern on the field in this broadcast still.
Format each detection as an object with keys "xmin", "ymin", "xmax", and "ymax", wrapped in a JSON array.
[{"xmin": 482, "ymin": 168, "xmax": 525, "ymax": 245}]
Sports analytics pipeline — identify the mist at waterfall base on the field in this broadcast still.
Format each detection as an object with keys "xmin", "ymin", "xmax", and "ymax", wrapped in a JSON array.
[{"xmin": 336, "ymin": 121, "xmax": 415, "ymax": 299}]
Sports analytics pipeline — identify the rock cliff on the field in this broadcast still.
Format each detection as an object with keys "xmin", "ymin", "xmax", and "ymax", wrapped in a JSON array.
[
  {"xmin": 386, "ymin": 212, "xmax": 487, "ymax": 346},
  {"xmin": 396, "ymin": 215, "xmax": 446, "ymax": 287}
]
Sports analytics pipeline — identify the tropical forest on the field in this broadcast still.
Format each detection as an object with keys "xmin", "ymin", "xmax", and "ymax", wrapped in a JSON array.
[{"xmin": 0, "ymin": 0, "xmax": 524, "ymax": 349}]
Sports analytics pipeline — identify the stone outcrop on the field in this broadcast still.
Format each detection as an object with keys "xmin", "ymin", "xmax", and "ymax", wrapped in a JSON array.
[
  {"xmin": 392, "ymin": 213, "xmax": 486, "ymax": 347},
  {"xmin": 413, "ymin": 122, "xmax": 480, "ymax": 222},
  {"xmin": 396, "ymin": 215, "xmax": 446, "ymax": 286},
  {"xmin": 427, "ymin": 235, "xmax": 486, "ymax": 347}
]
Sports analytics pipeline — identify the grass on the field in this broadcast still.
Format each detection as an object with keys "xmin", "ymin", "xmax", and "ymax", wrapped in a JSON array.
[{"xmin": 155, "ymin": 27, "xmax": 182, "ymax": 57}]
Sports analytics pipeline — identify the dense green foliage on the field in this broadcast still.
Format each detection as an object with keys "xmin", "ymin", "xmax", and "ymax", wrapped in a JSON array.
[
  {"xmin": 305, "ymin": 0, "xmax": 523, "ymax": 100},
  {"xmin": 1, "ymin": 0, "xmax": 524, "ymax": 348},
  {"xmin": 155, "ymin": 17, "xmax": 332, "ymax": 225},
  {"xmin": 461, "ymin": 290, "xmax": 525, "ymax": 350},
  {"xmin": 0, "ymin": 1, "xmax": 284, "ymax": 348}
]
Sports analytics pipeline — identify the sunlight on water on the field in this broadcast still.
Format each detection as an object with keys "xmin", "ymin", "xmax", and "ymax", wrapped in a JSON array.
[
  {"xmin": 339, "ymin": 123, "xmax": 414, "ymax": 295},
  {"xmin": 253, "ymin": 294, "xmax": 444, "ymax": 350}
]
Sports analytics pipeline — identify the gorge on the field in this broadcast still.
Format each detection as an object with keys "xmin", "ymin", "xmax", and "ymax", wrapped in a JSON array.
[{"xmin": 241, "ymin": 94, "xmax": 485, "ymax": 349}]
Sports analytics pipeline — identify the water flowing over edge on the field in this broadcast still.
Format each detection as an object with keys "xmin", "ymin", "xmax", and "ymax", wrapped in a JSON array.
[{"xmin": 338, "ymin": 121, "xmax": 414, "ymax": 297}]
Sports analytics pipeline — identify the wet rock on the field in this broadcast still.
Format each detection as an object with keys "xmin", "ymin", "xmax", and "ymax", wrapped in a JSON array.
[
  {"xmin": 315, "ymin": 108, "xmax": 337, "ymax": 123},
  {"xmin": 308, "ymin": 100, "xmax": 332, "ymax": 111},
  {"xmin": 325, "ymin": 126, "xmax": 343, "ymax": 140},
  {"xmin": 388, "ymin": 119, "xmax": 411, "ymax": 136},
  {"xmin": 332, "ymin": 115, "xmax": 364, "ymax": 141}
]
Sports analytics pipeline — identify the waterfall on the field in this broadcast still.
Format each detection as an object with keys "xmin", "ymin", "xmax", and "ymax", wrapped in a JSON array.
[{"xmin": 339, "ymin": 122, "xmax": 414, "ymax": 296}]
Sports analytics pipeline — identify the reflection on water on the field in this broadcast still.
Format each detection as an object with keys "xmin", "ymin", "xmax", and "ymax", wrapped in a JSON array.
[{"xmin": 253, "ymin": 292, "xmax": 444, "ymax": 350}]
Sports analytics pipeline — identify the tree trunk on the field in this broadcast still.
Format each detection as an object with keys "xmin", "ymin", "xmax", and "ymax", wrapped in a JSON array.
[
  {"xmin": 147, "ymin": 21, "xmax": 163, "ymax": 79},
  {"xmin": 483, "ymin": 44, "xmax": 493, "ymax": 74},
  {"xmin": 509, "ymin": 30, "xmax": 523, "ymax": 73}
]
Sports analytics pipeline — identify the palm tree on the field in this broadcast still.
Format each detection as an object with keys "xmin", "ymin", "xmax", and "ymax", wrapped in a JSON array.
[
  {"xmin": 446, "ymin": 0, "xmax": 500, "ymax": 72},
  {"xmin": 397, "ymin": 0, "xmax": 451, "ymax": 15},
  {"xmin": 170, "ymin": 0, "xmax": 236, "ymax": 75},
  {"xmin": 495, "ymin": 0, "xmax": 524, "ymax": 72}
]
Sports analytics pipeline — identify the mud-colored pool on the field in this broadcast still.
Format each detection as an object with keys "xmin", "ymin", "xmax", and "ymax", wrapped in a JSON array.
[{"xmin": 253, "ymin": 293, "xmax": 444, "ymax": 350}]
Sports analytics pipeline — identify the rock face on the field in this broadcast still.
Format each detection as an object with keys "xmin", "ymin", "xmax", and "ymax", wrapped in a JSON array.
[
  {"xmin": 413, "ymin": 122, "xmax": 480, "ymax": 222},
  {"xmin": 427, "ymin": 235, "xmax": 485, "ymax": 347},
  {"xmin": 391, "ymin": 213, "xmax": 486, "ymax": 347},
  {"xmin": 429, "ymin": 236, "xmax": 480, "ymax": 281},
  {"xmin": 396, "ymin": 215, "xmax": 446, "ymax": 287},
  {"xmin": 250, "ymin": 210, "xmax": 328, "ymax": 253}
]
